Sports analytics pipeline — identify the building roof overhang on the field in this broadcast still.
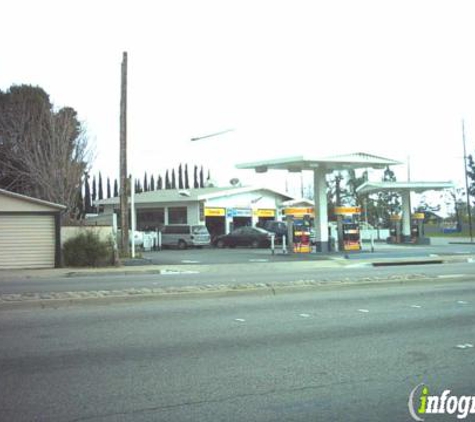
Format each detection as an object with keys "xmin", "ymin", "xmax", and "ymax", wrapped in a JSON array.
[{"xmin": 0, "ymin": 188, "xmax": 66, "ymax": 210}]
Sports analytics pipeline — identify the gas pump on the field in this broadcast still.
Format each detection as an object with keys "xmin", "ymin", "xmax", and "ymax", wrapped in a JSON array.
[
  {"xmin": 334, "ymin": 207, "xmax": 362, "ymax": 251},
  {"xmin": 283, "ymin": 207, "xmax": 314, "ymax": 253},
  {"xmin": 293, "ymin": 215, "xmax": 312, "ymax": 253},
  {"xmin": 411, "ymin": 212, "xmax": 429, "ymax": 244},
  {"xmin": 389, "ymin": 214, "xmax": 402, "ymax": 243}
]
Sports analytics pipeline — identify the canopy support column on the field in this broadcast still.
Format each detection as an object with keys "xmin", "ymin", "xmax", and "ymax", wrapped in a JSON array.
[{"xmin": 313, "ymin": 167, "xmax": 329, "ymax": 252}]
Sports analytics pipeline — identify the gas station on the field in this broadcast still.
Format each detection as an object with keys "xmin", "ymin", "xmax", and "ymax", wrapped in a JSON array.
[
  {"xmin": 237, "ymin": 153, "xmax": 455, "ymax": 253},
  {"xmin": 237, "ymin": 152, "xmax": 402, "ymax": 252},
  {"xmin": 356, "ymin": 181, "xmax": 455, "ymax": 244}
]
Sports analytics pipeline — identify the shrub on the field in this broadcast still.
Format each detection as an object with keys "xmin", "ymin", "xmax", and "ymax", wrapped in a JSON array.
[{"xmin": 62, "ymin": 231, "xmax": 113, "ymax": 267}]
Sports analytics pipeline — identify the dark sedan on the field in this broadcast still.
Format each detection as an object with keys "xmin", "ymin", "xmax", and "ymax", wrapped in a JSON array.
[{"xmin": 213, "ymin": 227, "xmax": 273, "ymax": 248}]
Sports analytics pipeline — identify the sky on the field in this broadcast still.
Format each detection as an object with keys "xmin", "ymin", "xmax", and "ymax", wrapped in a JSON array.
[{"xmin": 2, "ymin": 0, "xmax": 475, "ymax": 204}]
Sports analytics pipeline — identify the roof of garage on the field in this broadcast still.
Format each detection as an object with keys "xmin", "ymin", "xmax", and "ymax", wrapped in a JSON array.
[
  {"xmin": 0, "ymin": 188, "xmax": 66, "ymax": 212},
  {"xmin": 95, "ymin": 186, "xmax": 294, "ymax": 206}
]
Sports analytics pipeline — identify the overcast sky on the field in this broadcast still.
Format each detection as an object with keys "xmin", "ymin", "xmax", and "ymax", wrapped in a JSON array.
[{"xmin": 2, "ymin": 0, "xmax": 475, "ymax": 198}]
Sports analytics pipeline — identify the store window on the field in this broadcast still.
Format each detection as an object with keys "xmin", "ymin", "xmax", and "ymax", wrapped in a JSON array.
[
  {"xmin": 168, "ymin": 207, "xmax": 187, "ymax": 224},
  {"xmin": 137, "ymin": 208, "xmax": 165, "ymax": 231}
]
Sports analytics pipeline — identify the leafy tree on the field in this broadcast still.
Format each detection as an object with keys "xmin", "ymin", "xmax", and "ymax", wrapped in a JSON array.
[{"xmin": 0, "ymin": 85, "xmax": 92, "ymax": 220}]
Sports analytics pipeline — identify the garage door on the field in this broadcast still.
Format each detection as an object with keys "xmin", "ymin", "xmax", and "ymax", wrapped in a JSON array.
[{"xmin": 0, "ymin": 215, "xmax": 55, "ymax": 269}]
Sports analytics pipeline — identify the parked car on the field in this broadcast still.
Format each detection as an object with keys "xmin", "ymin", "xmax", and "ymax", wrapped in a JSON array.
[
  {"xmin": 159, "ymin": 224, "xmax": 211, "ymax": 249},
  {"xmin": 261, "ymin": 221, "xmax": 288, "ymax": 241},
  {"xmin": 213, "ymin": 227, "xmax": 273, "ymax": 248}
]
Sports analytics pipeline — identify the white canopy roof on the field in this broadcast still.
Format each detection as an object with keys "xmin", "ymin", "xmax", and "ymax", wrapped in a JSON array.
[
  {"xmin": 356, "ymin": 181, "xmax": 455, "ymax": 194},
  {"xmin": 237, "ymin": 152, "xmax": 402, "ymax": 173}
]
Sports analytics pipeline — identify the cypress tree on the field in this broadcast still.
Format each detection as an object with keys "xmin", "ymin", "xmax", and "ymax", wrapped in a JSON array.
[
  {"xmin": 113, "ymin": 179, "xmax": 119, "ymax": 197},
  {"xmin": 84, "ymin": 172, "xmax": 92, "ymax": 213},
  {"xmin": 98, "ymin": 172, "xmax": 104, "ymax": 200},
  {"xmin": 143, "ymin": 172, "xmax": 149, "ymax": 192},
  {"xmin": 199, "ymin": 166, "xmax": 204, "ymax": 188},
  {"xmin": 150, "ymin": 174, "xmax": 155, "ymax": 191},
  {"xmin": 165, "ymin": 171, "xmax": 171, "ymax": 189},
  {"xmin": 171, "ymin": 169, "xmax": 177, "ymax": 189},
  {"xmin": 185, "ymin": 164, "xmax": 190, "ymax": 189},
  {"xmin": 194, "ymin": 165, "xmax": 199, "ymax": 188},
  {"xmin": 106, "ymin": 177, "xmax": 111, "ymax": 199},
  {"xmin": 178, "ymin": 164, "xmax": 184, "ymax": 189}
]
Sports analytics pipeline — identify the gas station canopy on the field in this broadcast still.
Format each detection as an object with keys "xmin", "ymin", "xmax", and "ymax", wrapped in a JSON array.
[
  {"xmin": 237, "ymin": 152, "xmax": 402, "ymax": 252},
  {"xmin": 356, "ymin": 180, "xmax": 455, "ymax": 242},
  {"xmin": 356, "ymin": 181, "xmax": 455, "ymax": 195},
  {"xmin": 237, "ymin": 152, "xmax": 402, "ymax": 173}
]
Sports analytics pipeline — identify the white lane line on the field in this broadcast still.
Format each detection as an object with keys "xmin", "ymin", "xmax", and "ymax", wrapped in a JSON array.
[
  {"xmin": 438, "ymin": 274, "xmax": 466, "ymax": 279},
  {"xmin": 181, "ymin": 260, "xmax": 200, "ymax": 264},
  {"xmin": 299, "ymin": 313, "xmax": 310, "ymax": 318},
  {"xmin": 358, "ymin": 309, "xmax": 370, "ymax": 313},
  {"xmin": 456, "ymin": 344, "xmax": 474, "ymax": 349},
  {"xmin": 410, "ymin": 305, "xmax": 422, "ymax": 308},
  {"xmin": 235, "ymin": 318, "xmax": 246, "ymax": 322},
  {"xmin": 249, "ymin": 259, "xmax": 269, "ymax": 262},
  {"xmin": 457, "ymin": 300, "xmax": 469, "ymax": 305}
]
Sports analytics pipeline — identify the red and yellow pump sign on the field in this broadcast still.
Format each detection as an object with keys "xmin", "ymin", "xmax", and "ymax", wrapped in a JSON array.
[
  {"xmin": 283, "ymin": 207, "xmax": 315, "ymax": 217},
  {"xmin": 334, "ymin": 206, "xmax": 361, "ymax": 215}
]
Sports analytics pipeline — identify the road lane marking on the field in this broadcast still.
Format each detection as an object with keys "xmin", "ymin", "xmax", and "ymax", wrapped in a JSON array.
[
  {"xmin": 358, "ymin": 309, "xmax": 370, "ymax": 313},
  {"xmin": 299, "ymin": 313, "xmax": 310, "ymax": 318},
  {"xmin": 438, "ymin": 274, "xmax": 466, "ymax": 279},
  {"xmin": 249, "ymin": 259, "xmax": 269, "ymax": 262},
  {"xmin": 235, "ymin": 318, "xmax": 246, "ymax": 322},
  {"xmin": 181, "ymin": 260, "xmax": 200, "ymax": 264},
  {"xmin": 457, "ymin": 300, "xmax": 469, "ymax": 305},
  {"xmin": 410, "ymin": 305, "xmax": 422, "ymax": 308},
  {"xmin": 456, "ymin": 344, "xmax": 474, "ymax": 349}
]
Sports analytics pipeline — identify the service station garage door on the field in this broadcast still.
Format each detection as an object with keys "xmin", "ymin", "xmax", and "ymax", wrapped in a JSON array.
[{"xmin": 0, "ymin": 215, "xmax": 55, "ymax": 269}]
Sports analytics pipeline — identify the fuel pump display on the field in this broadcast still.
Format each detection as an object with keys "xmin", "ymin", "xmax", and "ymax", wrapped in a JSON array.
[
  {"xmin": 334, "ymin": 207, "xmax": 362, "ymax": 251},
  {"xmin": 283, "ymin": 207, "xmax": 314, "ymax": 253}
]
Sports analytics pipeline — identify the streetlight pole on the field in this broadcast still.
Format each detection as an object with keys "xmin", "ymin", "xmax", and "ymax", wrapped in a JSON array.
[
  {"xmin": 191, "ymin": 128, "xmax": 234, "ymax": 142},
  {"xmin": 462, "ymin": 119, "xmax": 473, "ymax": 242}
]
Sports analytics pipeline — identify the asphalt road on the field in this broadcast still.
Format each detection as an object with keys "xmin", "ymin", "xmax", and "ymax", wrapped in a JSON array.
[{"xmin": 1, "ymin": 278, "xmax": 475, "ymax": 421}]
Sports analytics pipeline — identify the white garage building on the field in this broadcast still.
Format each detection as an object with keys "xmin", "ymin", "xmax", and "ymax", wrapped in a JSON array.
[
  {"xmin": 95, "ymin": 186, "xmax": 293, "ymax": 238},
  {"xmin": 0, "ymin": 189, "xmax": 65, "ymax": 269}
]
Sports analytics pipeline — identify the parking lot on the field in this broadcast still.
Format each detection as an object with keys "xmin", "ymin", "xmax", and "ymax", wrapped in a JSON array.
[{"xmin": 140, "ymin": 239, "xmax": 475, "ymax": 266}]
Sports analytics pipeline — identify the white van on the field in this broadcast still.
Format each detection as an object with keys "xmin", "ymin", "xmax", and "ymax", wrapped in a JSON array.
[{"xmin": 159, "ymin": 225, "xmax": 211, "ymax": 249}]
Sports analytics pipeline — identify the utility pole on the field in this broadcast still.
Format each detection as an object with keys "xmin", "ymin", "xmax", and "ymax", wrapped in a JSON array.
[
  {"xmin": 120, "ymin": 52, "xmax": 130, "ymax": 256},
  {"xmin": 462, "ymin": 119, "xmax": 473, "ymax": 242}
]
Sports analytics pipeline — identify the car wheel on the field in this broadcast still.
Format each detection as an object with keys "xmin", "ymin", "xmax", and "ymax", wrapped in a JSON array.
[
  {"xmin": 216, "ymin": 239, "xmax": 225, "ymax": 248},
  {"xmin": 178, "ymin": 240, "xmax": 187, "ymax": 250},
  {"xmin": 251, "ymin": 239, "xmax": 260, "ymax": 248}
]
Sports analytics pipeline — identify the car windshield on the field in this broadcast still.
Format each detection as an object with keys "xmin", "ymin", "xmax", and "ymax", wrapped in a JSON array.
[{"xmin": 192, "ymin": 226, "xmax": 208, "ymax": 234}]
